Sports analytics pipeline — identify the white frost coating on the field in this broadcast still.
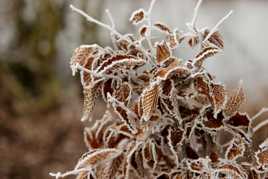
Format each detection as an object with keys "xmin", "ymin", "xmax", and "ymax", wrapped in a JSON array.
[
  {"xmin": 145, "ymin": 0, "xmax": 157, "ymax": 57},
  {"xmin": 186, "ymin": 0, "xmax": 203, "ymax": 32},
  {"xmin": 185, "ymin": 0, "xmax": 233, "ymax": 45},
  {"xmin": 259, "ymin": 138, "xmax": 268, "ymax": 150},
  {"xmin": 203, "ymin": 10, "xmax": 233, "ymax": 43},
  {"xmin": 252, "ymin": 107, "xmax": 268, "ymax": 120},
  {"xmin": 70, "ymin": 5, "xmax": 121, "ymax": 37},
  {"xmin": 252, "ymin": 117, "xmax": 268, "ymax": 133},
  {"xmin": 107, "ymin": 93, "xmax": 138, "ymax": 120},
  {"xmin": 49, "ymin": 168, "xmax": 93, "ymax": 179},
  {"xmin": 251, "ymin": 108, "xmax": 268, "ymax": 133},
  {"xmin": 105, "ymin": 9, "xmax": 115, "ymax": 29}
]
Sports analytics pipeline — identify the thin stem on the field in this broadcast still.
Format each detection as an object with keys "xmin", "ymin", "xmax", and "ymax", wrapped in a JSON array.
[
  {"xmin": 252, "ymin": 108, "xmax": 268, "ymax": 120},
  {"xmin": 148, "ymin": 0, "xmax": 157, "ymax": 14},
  {"xmin": 251, "ymin": 107, "xmax": 268, "ymax": 133},
  {"xmin": 259, "ymin": 138, "xmax": 268, "ymax": 150},
  {"xmin": 105, "ymin": 9, "xmax": 115, "ymax": 28},
  {"xmin": 70, "ymin": 5, "xmax": 121, "ymax": 37},
  {"xmin": 145, "ymin": 0, "xmax": 157, "ymax": 55},
  {"xmin": 49, "ymin": 168, "xmax": 92, "ymax": 179},
  {"xmin": 252, "ymin": 119, "xmax": 268, "ymax": 133},
  {"xmin": 203, "ymin": 10, "xmax": 233, "ymax": 42},
  {"xmin": 189, "ymin": 0, "xmax": 203, "ymax": 32},
  {"xmin": 105, "ymin": 9, "xmax": 119, "ymax": 49}
]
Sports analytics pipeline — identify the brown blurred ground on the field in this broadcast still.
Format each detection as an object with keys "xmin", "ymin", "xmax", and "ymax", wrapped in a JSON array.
[{"xmin": 0, "ymin": 0, "xmax": 268, "ymax": 178}]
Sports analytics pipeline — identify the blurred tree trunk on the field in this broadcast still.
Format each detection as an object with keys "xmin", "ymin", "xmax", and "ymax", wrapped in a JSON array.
[{"xmin": 0, "ymin": 0, "xmax": 105, "ymax": 116}]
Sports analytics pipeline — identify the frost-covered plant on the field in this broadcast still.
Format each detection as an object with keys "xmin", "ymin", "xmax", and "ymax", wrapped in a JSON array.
[{"xmin": 50, "ymin": 0, "xmax": 268, "ymax": 178}]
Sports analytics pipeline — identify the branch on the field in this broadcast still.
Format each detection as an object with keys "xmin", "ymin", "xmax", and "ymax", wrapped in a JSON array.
[
  {"xmin": 49, "ymin": 168, "xmax": 93, "ymax": 179},
  {"xmin": 145, "ymin": 0, "xmax": 157, "ymax": 62},
  {"xmin": 148, "ymin": 0, "xmax": 157, "ymax": 15},
  {"xmin": 203, "ymin": 10, "xmax": 233, "ymax": 43},
  {"xmin": 187, "ymin": 0, "xmax": 203, "ymax": 32},
  {"xmin": 70, "ymin": 5, "xmax": 121, "ymax": 37},
  {"xmin": 105, "ymin": 9, "xmax": 115, "ymax": 29}
]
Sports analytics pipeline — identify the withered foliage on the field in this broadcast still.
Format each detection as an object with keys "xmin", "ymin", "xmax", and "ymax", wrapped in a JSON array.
[{"xmin": 51, "ymin": 1, "xmax": 268, "ymax": 178}]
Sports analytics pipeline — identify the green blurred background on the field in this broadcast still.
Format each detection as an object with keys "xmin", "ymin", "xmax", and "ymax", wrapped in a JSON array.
[{"xmin": 0, "ymin": 0, "xmax": 268, "ymax": 178}]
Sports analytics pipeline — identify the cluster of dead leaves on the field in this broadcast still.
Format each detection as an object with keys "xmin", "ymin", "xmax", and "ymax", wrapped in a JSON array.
[{"xmin": 54, "ymin": 1, "xmax": 268, "ymax": 179}]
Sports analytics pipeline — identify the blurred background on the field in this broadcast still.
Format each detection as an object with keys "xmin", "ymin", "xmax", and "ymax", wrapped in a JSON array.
[{"xmin": 0, "ymin": 0, "xmax": 267, "ymax": 178}]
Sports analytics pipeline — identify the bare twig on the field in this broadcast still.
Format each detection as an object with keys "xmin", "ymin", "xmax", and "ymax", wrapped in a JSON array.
[
  {"xmin": 187, "ymin": 0, "xmax": 203, "ymax": 32},
  {"xmin": 49, "ymin": 168, "xmax": 93, "ymax": 179},
  {"xmin": 203, "ymin": 10, "xmax": 233, "ymax": 43},
  {"xmin": 251, "ymin": 107, "xmax": 268, "ymax": 133},
  {"xmin": 148, "ymin": 0, "xmax": 157, "ymax": 15},
  {"xmin": 105, "ymin": 9, "xmax": 115, "ymax": 29},
  {"xmin": 145, "ymin": 0, "xmax": 157, "ymax": 55},
  {"xmin": 70, "ymin": 5, "xmax": 121, "ymax": 37}
]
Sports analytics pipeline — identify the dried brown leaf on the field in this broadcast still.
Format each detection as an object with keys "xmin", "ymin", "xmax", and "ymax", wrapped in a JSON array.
[
  {"xmin": 185, "ymin": 145, "xmax": 199, "ymax": 159},
  {"xmin": 95, "ymin": 154, "xmax": 124, "ymax": 179},
  {"xmin": 225, "ymin": 139, "xmax": 245, "ymax": 160},
  {"xmin": 102, "ymin": 79, "xmax": 114, "ymax": 100},
  {"xmin": 156, "ymin": 57, "xmax": 182, "ymax": 79},
  {"xmin": 96, "ymin": 54, "xmax": 145, "ymax": 75},
  {"xmin": 194, "ymin": 47, "xmax": 220, "ymax": 68},
  {"xmin": 203, "ymin": 110, "xmax": 224, "ymax": 129},
  {"xmin": 224, "ymin": 81, "xmax": 246, "ymax": 116},
  {"xmin": 84, "ymin": 111, "xmax": 114, "ymax": 149},
  {"xmin": 84, "ymin": 127, "xmax": 101, "ymax": 149},
  {"xmin": 209, "ymin": 151, "xmax": 219, "ymax": 163},
  {"xmin": 156, "ymin": 41, "xmax": 171, "ymax": 64},
  {"xmin": 188, "ymin": 159, "xmax": 205, "ymax": 174},
  {"xmin": 81, "ymin": 85, "xmax": 97, "ymax": 121},
  {"xmin": 75, "ymin": 149, "xmax": 122, "ymax": 169},
  {"xmin": 225, "ymin": 112, "xmax": 250, "ymax": 127},
  {"xmin": 210, "ymin": 83, "xmax": 226, "ymax": 114},
  {"xmin": 217, "ymin": 164, "xmax": 247, "ymax": 179},
  {"xmin": 256, "ymin": 148, "xmax": 268, "ymax": 168},
  {"xmin": 162, "ymin": 79, "xmax": 174, "ymax": 97},
  {"xmin": 139, "ymin": 25, "xmax": 148, "ymax": 37},
  {"xmin": 167, "ymin": 127, "xmax": 184, "ymax": 147},
  {"xmin": 203, "ymin": 30, "xmax": 224, "ymax": 49},
  {"xmin": 129, "ymin": 9, "xmax": 145, "ymax": 25},
  {"xmin": 70, "ymin": 44, "xmax": 101, "ymax": 68},
  {"xmin": 114, "ymin": 82, "xmax": 131, "ymax": 103},
  {"xmin": 154, "ymin": 22, "xmax": 171, "ymax": 34},
  {"xmin": 188, "ymin": 35, "xmax": 199, "ymax": 47},
  {"xmin": 141, "ymin": 83, "xmax": 160, "ymax": 121},
  {"xmin": 194, "ymin": 76, "xmax": 210, "ymax": 96}
]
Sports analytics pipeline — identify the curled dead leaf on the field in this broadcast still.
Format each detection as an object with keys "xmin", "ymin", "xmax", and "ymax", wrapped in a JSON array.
[{"xmin": 130, "ymin": 9, "xmax": 145, "ymax": 25}]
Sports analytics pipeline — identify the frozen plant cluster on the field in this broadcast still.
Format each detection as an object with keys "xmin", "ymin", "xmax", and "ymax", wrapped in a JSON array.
[{"xmin": 50, "ymin": 0, "xmax": 268, "ymax": 178}]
